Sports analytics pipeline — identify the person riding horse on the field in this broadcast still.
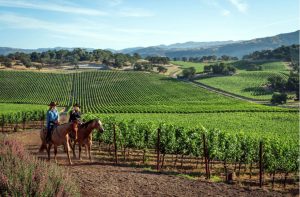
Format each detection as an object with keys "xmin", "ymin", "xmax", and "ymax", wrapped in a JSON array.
[
  {"xmin": 46, "ymin": 101, "xmax": 59, "ymax": 142},
  {"xmin": 69, "ymin": 103, "xmax": 81, "ymax": 123},
  {"xmin": 69, "ymin": 103, "xmax": 81, "ymax": 139}
]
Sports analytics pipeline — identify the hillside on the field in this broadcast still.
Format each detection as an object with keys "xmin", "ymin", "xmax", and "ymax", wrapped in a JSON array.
[
  {"xmin": 132, "ymin": 31, "xmax": 300, "ymax": 58},
  {"xmin": 1, "ymin": 31, "xmax": 298, "ymax": 58},
  {"xmin": 0, "ymin": 70, "xmax": 288, "ymax": 113}
]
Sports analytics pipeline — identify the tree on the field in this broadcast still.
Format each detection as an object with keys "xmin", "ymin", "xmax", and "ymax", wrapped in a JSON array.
[
  {"xmin": 286, "ymin": 72, "xmax": 299, "ymax": 100},
  {"xmin": 271, "ymin": 92, "xmax": 287, "ymax": 104},
  {"xmin": 3, "ymin": 57, "xmax": 12, "ymax": 67},
  {"xmin": 20, "ymin": 57, "xmax": 32, "ymax": 68},
  {"xmin": 30, "ymin": 52, "xmax": 40, "ymax": 62},
  {"xmin": 133, "ymin": 64, "xmax": 143, "ymax": 71},
  {"xmin": 182, "ymin": 67, "xmax": 196, "ymax": 79},
  {"xmin": 133, "ymin": 53, "xmax": 141, "ymax": 60},
  {"xmin": 203, "ymin": 65, "xmax": 212, "ymax": 73},
  {"xmin": 157, "ymin": 66, "xmax": 168, "ymax": 73},
  {"xmin": 267, "ymin": 76, "xmax": 286, "ymax": 91},
  {"xmin": 36, "ymin": 64, "xmax": 42, "ymax": 70}
]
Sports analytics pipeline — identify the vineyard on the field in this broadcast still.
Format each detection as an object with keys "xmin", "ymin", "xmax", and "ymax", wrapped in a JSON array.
[
  {"xmin": 89, "ymin": 112, "xmax": 299, "ymax": 140},
  {"xmin": 0, "ymin": 70, "xmax": 72, "ymax": 105},
  {"xmin": 194, "ymin": 61, "xmax": 292, "ymax": 100},
  {"xmin": 0, "ymin": 70, "xmax": 293, "ymax": 113},
  {"xmin": 83, "ymin": 115, "xmax": 299, "ymax": 190},
  {"xmin": 197, "ymin": 71, "xmax": 290, "ymax": 100},
  {"xmin": 0, "ymin": 69, "xmax": 298, "ymax": 193},
  {"xmin": 171, "ymin": 61, "xmax": 210, "ymax": 72}
]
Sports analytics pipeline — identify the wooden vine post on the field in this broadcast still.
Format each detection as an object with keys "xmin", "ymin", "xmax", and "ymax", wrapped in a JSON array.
[
  {"xmin": 113, "ymin": 124, "xmax": 118, "ymax": 164},
  {"xmin": 202, "ymin": 133, "xmax": 210, "ymax": 179},
  {"xmin": 156, "ymin": 128, "xmax": 161, "ymax": 171},
  {"xmin": 259, "ymin": 141, "xmax": 263, "ymax": 188}
]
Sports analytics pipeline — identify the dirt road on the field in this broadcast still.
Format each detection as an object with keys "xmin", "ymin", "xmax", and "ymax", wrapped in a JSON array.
[{"xmin": 7, "ymin": 130, "xmax": 288, "ymax": 197}]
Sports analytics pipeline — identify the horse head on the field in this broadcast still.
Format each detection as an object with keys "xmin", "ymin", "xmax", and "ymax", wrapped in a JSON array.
[{"xmin": 94, "ymin": 119, "xmax": 104, "ymax": 133}]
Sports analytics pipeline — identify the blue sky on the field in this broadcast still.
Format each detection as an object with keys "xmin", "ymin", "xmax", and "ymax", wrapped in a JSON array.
[{"xmin": 0, "ymin": 0, "xmax": 299, "ymax": 49}]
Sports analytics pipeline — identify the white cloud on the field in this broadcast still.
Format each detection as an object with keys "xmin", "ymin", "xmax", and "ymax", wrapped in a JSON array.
[
  {"xmin": 228, "ymin": 0, "xmax": 248, "ymax": 13},
  {"xmin": 0, "ymin": 13, "xmax": 116, "ymax": 40},
  {"xmin": 222, "ymin": 9, "xmax": 231, "ymax": 16},
  {"xmin": 118, "ymin": 8, "xmax": 154, "ymax": 17},
  {"xmin": 0, "ymin": 0, "xmax": 107, "ymax": 16}
]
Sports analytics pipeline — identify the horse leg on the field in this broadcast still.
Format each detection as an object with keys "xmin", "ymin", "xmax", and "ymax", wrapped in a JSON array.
[
  {"xmin": 39, "ymin": 142, "xmax": 47, "ymax": 153},
  {"xmin": 72, "ymin": 141, "xmax": 77, "ymax": 159},
  {"xmin": 88, "ymin": 144, "xmax": 92, "ymax": 161},
  {"xmin": 85, "ymin": 145, "xmax": 88, "ymax": 158},
  {"xmin": 66, "ymin": 142, "xmax": 73, "ymax": 165},
  {"xmin": 47, "ymin": 143, "xmax": 52, "ymax": 161},
  {"xmin": 79, "ymin": 144, "xmax": 82, "ymax": 160},
  {"xmin": 54, "ymin": 145, "xmax": 58, "ymax": 164}
]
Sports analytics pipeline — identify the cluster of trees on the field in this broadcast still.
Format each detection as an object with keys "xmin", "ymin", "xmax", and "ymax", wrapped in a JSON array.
[
  {"xmin": 0, "ymin": 49, "xmax": 142, "ymax": 69},
  {"xmin": 268, "ymin": 72, "xmax": 299, "ymax": 104},
  {"xmin": 133, "ymin": 63, "xmax": 153, "ymax": 71},
  {"xmin": 182, "ymin": 67, "xmax": 196, "ymax": 79},
  {"xmin": 204, "ymin": 63, "xmax": 237, "ymax": 75},
  {"xmin": 243, "ymin": 45, "xmax": 300, "ymax": 61},
  {"xmin": 173, "ymin": 55, "xmax": 238, "ymax": 62},
  {"xmin": 145, "ymin": 56, "xmax": 170, "ymax": 64}
]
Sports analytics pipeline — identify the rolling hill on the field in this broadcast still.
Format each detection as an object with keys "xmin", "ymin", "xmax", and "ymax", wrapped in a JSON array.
[{"xmin": 0, "ymin": 30, "xmax": 298, "ymax": 58}]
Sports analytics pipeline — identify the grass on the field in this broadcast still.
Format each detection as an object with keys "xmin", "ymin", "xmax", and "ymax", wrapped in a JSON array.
[
  {"xmin": 210, "ymin": 175, "xmax": 223, "ymax": 183},
  {"xmin": 176, "ymin": 174, "xmax": 197, "ymax": 180}
]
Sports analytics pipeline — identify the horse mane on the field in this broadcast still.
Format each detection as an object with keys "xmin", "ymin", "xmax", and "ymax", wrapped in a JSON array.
[{"xmin": 80, "ymin": 119, "xmax": 98, "ymax": 128}]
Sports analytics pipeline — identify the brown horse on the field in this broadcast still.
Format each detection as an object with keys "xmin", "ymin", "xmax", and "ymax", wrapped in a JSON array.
[
  {"xmin": 70, "ymin": 119, "xmax": 104, "ymax": 161},
  {"xmin": 39, "ymin": 121, "xmax": 79, "ymax": 165}
]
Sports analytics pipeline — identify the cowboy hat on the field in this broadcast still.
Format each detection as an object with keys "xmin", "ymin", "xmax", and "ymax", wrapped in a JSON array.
[
  {"xmin": 73, "ymin": 103, "xmax": 81, "ymax": 107},
  {"xmin": 48, "ymin": 101, "xmax": 58, "ymax": 106}
]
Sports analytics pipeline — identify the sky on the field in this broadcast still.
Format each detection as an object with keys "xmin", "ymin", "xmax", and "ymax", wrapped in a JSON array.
[{"xmin": 0, "ymin": 0, "xmax": 299, "ymax": 49}]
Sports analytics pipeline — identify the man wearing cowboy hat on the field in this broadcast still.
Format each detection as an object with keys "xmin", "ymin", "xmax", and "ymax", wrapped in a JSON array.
[{"xmin": 46, "ymin": 101, "xmax": 59, "ymax": 142}]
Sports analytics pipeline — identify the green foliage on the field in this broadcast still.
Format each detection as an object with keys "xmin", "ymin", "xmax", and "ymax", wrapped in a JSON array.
[
  {"xmin": 182, "ymin": 67, "xmax": 196, "ymax": 79},
  {"xmin": 84, "ymin": 116, "xmax": 298, "ymax": 176},
  {"xmin": 271, "ymin": 92, "xmax": 287, "ymax": 104},
  {"xmin": 4, "ymin": 48, "xmax": 140, "ymax": 68},
  {"xmin": 146, "ymin": 56, "xmax": 169, "ymax": 64},
  {"xmin": 198, "ymin": 71, "xmax": 289, "ymax": 100},
  {"xmin": 2, "ymin": 57, "xmax": 12, "ymax": 67},
  {"xmin": 0, "ymin": 71, "xmax": 72, "ymax": 106},
  {"xmin": 243, "ymin": 44, "xmax": 299, "ymax": 61},
  {"xmin": 205, "ymin": 63, "xmax": 236, "ymax": 75},
  {"xmin": 157, "ymin": 65, "xmax": 168, "ymax": 73},
  {"xmin": 171, "ymin": 61, "xmax": 209, "ymax": 72},
  {"xmin": 267, "ymin": 75, "xmax": 287, "ymax": 91}
]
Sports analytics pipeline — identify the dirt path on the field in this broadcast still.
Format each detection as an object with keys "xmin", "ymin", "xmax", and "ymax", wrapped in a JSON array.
[{"xmin": 7, "ymin": 131, "xmax": 288, "ymax": 197}]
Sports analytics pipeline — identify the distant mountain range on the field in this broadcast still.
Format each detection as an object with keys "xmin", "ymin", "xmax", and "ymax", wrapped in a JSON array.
[{"xmin": 0, "ymin": 30, "xmax": 299, "ymax": 58}]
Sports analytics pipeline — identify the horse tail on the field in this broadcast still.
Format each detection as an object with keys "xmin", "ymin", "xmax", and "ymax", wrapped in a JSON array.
[{"xmin": 39, "ymin": 127, "xmax": 47, "ymax": 153}]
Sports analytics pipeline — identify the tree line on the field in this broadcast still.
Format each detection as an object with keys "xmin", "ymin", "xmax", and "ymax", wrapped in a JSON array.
[
  {"xmin": 173, "ymin": 55, "xmax": 238, "ymax": 62},
  {"xmin": 243, "ymin": 45, "xmax": 300, "ymax": 62},
  {"xmin": 0, "ymin": 49, "xmax": 143, "ymax": 69}
]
